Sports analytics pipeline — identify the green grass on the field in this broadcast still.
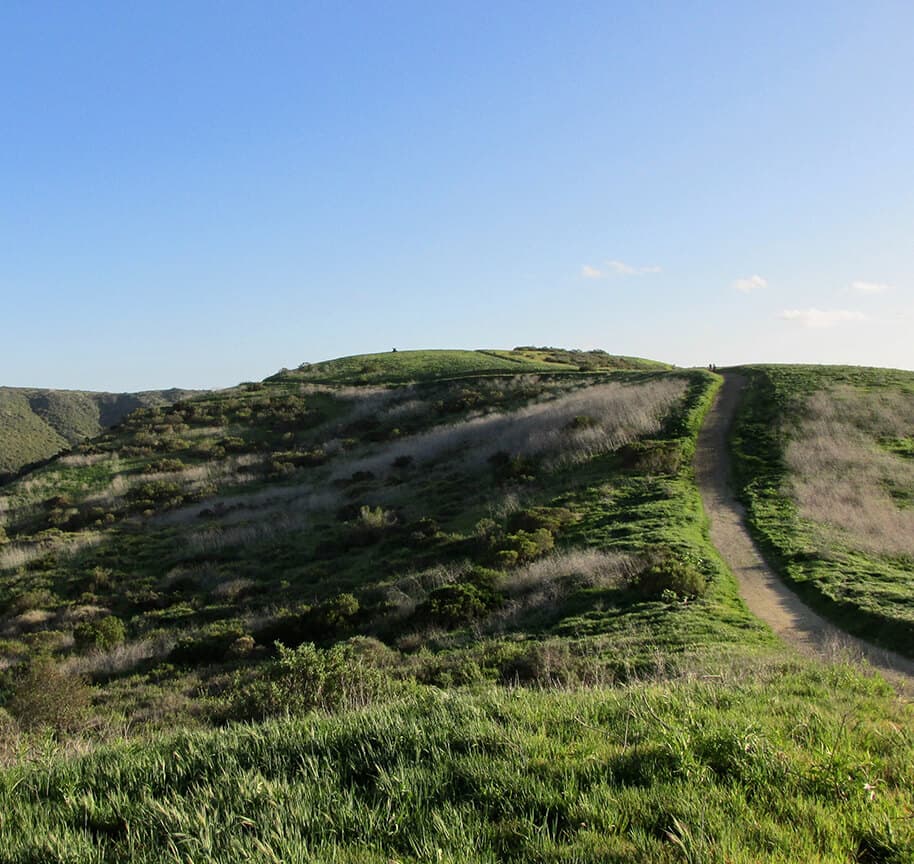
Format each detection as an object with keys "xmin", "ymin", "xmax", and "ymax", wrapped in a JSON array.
[
  {"xmin": 1, "ymin": 658, "xmax": 910, "ymax": 863},
  {"xmin": 268, "ymin": 348, "xmax": 669, "ymax": 385},
  {"xmin": 729, "ymin": 364, "xmax": 914, "ymax": 655}
]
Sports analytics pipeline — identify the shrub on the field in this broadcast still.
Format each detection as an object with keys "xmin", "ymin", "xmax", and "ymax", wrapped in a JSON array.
[
  {"xmin": 408, "ymin": 517, "xmax": 440, "ymax": 546},
  {"xmin": 5, "ymin": 588, "xmax": 57, "ymax": 616},
  {"xmin": 227, "ymin": 635, "xmax": 256, "ymax": 657},
  {"xmin": 628, "ymin": 552, "xmax": 709, "ymax": 600},
  {"xmin": 489, "ymin": 451, "xmax": 536, "ymax": 483},
  {"xmin": 231, "ymin": 641, "xmax": 390, "ymax": 719},
  {"xmin": 419, "ymin": 567, "xmax": 502, "ymax": 627},
  {"xmin": 73, "ymin": 616, "xmax": 127, "ymax": 652},
  {"xmin": 507, "ymin": 506, "xmax": 576, "ymax": 534},
  {"xmin": 495, "ymin": 528, "xmax": 555, "ymax": 567},
  {"xmin": 149, "ymin": 458, "xmax": 185, "ymax": 472},
  {"xmin": 350, "ymin": 506, "xmax": 397, "ymax": 544},
  {"xmin": 170, "ymin": 625, "xmax": 246, "ymax": 665},
  {"xmin": 315, "ymin": 593, "xmax": 360, "ymax": 635},
  {"xmin": 7, "ymin": 657, "xmax": 93, "ymax": 733}
]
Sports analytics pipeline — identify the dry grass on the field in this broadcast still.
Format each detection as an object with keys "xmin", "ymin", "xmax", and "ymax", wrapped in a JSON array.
[
  {"xmin": 490, "ymin": 549, "xmax": 638, "ymax": 630},
  {"xmin": 60, "ymin": 634, "xmax": 176, "ymax": 678},
  {"xmin": 786, "ymin": 386, "xmax": 914, "ymax": 558},
  {"xmin": 334, "ymin": 378, "xmax": 686, "ymax": 480},
  {"xmin": 58, "ymin": 453, "xmax": 109, "ymax": 468},
  {"xmin": 0, "ymin": 531, "xmax": 103, "ymax": 573}
]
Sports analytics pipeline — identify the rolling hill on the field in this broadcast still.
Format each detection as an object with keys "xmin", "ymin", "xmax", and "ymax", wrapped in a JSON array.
[{"xmin": 0, "ymin": 349, "xmax": 911, "ymax": 862}]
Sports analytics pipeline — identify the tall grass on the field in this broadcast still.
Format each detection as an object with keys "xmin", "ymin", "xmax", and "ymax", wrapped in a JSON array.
[
  {"xmin": 786, "ymin": 386, "xmax": 914, "ymax": 558},
  {"xmin": 0, "ymin": 658, "xmax": 910, "ymax": 863},
  {"xmin": 335, "ymin": 378, "xmax": 686, "ymax": 480}
]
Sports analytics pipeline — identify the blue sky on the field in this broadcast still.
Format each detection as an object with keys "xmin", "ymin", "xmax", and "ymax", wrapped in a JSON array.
[{"xmin": 2, "ymin": 1, "xmax": 912, "ymax": 390}]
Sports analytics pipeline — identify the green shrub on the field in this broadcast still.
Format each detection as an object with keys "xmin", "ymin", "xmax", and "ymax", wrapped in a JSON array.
[
  {"xmin": 314, "ymin": 593, "xmax": 360, "ymax": 636},
  {"xmin": 73, "ymin": 616, "xmax": 126, "ymax": 652},
  {"xmin": 629, "ymin": 553, "xmax": 708, "ymax": 599},
  {"xmin": 149, "ymin": 458, "xmax": 184, "ymax": 472},
  {"xmin": 419, "ymin": 567, "xmax": 502, "ymax": 627},
  {"xmin": 5, "ymin": 588, "xmax": 57, "ymax": 616},
  {"xmin": 507, "ymin": 506, "xmax": 576, "ymax": 534},
  {"xmin": 7, "ymin": 657, "xmax": 93, "ymax": 733},
  {"xmin": 231, "ymin": 641, "xmax": 390, "ymax": 719},
  {"xmin": 495, "ymin": 528, "xmax": 555, "ymax": 566}
]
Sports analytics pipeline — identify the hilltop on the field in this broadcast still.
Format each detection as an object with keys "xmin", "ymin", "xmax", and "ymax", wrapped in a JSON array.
[
  {"xmin": 268, "ymin": 347, "xmax": 671, "ymax": 384},
  {"xmin": 0, "ymin": 386, "xmax": 202, "ymax": 479},
  {"xmin": 0, "ymin": 349, "xmax": 911, "ymax": 862}
]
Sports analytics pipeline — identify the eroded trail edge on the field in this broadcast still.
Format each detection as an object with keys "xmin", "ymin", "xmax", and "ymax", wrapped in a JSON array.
[{"xmin": 694, "ymin": 373, "xmax": 914, "ymax": 692}]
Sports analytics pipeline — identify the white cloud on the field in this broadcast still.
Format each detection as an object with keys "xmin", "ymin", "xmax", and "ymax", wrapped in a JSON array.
[
  {"xmin": 851, "ymin": 280, "xmax": 892, "ymax": 295},
  {"xmin": 779, "ymin": 308, "xmax": 868, "ymax": 329},
  {"xmin": 732, "ymin": 275, "xmax": 768, "ymax": 294},
  {"xmin": 581, "ymin": 259, "xmax": 661, "ymax": 279}
]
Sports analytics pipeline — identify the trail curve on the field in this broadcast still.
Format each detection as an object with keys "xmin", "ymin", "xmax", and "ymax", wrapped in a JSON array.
[{"xmin": 694, "ymin": 373, "xmax": 914, "ymax": 692}]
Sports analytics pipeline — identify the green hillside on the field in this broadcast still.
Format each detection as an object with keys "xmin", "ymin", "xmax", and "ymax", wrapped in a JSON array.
[
  {"xmin": 729, "ymin": 364, "xmax": 914, "ymax": 656},
  {"xmin": 0, "ymin": 386, "xmax": 202, "ymax": 478},
  {"xmin": 269, "ymin": 347, "xmax": 671, "ymax": 385},
  {"xmin": 0, "ymin": 350, "xmax": 910, "ymax": 861}
]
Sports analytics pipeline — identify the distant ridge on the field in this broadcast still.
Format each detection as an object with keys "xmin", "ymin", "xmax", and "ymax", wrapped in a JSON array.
[{"xmin": 0, "ymin": 386, "xmax": 202, "ymax": 478}]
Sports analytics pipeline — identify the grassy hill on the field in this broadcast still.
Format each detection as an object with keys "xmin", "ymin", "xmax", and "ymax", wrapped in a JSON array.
[
  {"xmin": 0, "ymin": 351, "xmax": 911, "ymax": 861},
  {"xmin": 729, "ymin": 364, "xmax": 914, "ymax": 656},
  {"xmin": 0, "ymin": 386, "xmax": 202, "ymax": 479},
  {"xmin": 269, "ymin": 347, "xmax": 671, "ymax": 384}
]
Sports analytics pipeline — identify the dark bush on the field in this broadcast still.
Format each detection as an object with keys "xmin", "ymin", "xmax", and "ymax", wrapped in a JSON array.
[
  {"xmin": 507, "ymin": 506, "xmax": 576, "ymax": 534},
  {"xmin": 419, "ymin": 567, "xmax": 502, "ymax": 627}
]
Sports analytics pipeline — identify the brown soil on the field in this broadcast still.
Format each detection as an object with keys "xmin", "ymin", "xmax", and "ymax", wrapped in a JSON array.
[{"xmin": 694, "ymin": 373, "xmax": 914, "ymax": 693}]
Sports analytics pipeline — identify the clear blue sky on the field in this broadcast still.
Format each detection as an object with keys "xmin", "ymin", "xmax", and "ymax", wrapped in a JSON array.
[{"xmin": 2, "ymin": 1, "xmax": 912, "ymax": 390}]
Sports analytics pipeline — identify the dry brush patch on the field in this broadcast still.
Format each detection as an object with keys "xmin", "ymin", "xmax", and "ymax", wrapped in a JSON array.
[
  {"xmin": 786, "ymin": 386, "xmax": 914, "ymax": 558},
  {"xmin": 333, "ymin": 378, "xmax": 687, "ymax": 480}
]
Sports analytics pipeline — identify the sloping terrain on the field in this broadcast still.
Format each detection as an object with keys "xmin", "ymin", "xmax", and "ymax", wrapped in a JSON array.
[
  {"xmin": 0, "ymin": 386, "xmax": 202, "ymax": 478},
  {"xmin": 729, "ymin": 365, "xmax": 914, "ymax": 658},
  {"xmin": 0, "ymin": 351, "xmax": 911, "ymax": 862},
  {"xmin": 697, "ymin": 373, "xmax": 914, "ymax": 687}
]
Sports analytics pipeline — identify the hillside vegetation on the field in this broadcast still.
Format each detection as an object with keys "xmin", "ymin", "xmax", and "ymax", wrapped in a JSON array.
[
  {"xmin": 268, "ymin": 347, "xmax": 671, "ymax": 385},
  {"xmin": 0, "ymin": 351, "xmax": 910, "ymax": 861},
  {"xmin": 729, "ymin": 365, "xmax": 914, "ymax": 656},
  {"xmin": 0, "ymin": 386, "xmax": 201, "ymax": 479}
]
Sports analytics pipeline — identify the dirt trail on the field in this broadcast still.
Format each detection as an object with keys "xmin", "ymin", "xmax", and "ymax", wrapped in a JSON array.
[{"xmin": 694, "ymin": 373, "xmax": 914, "ymax": 692}]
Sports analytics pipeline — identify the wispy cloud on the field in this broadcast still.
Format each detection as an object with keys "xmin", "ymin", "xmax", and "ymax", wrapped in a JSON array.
[
  {"xmin": 732, "ymin": 275, "xmax": 767, "ymax": 294},
  {"xmin": 779, "ymin": 308, "xmax": 868, "ymax": 329},
  {"xmin": 851, "ymin": 280, "xmax": 892, "ymax": 295},
  {"xmin": 581, "ymin": 259, "xmax": 661, "ymax": 279}
]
